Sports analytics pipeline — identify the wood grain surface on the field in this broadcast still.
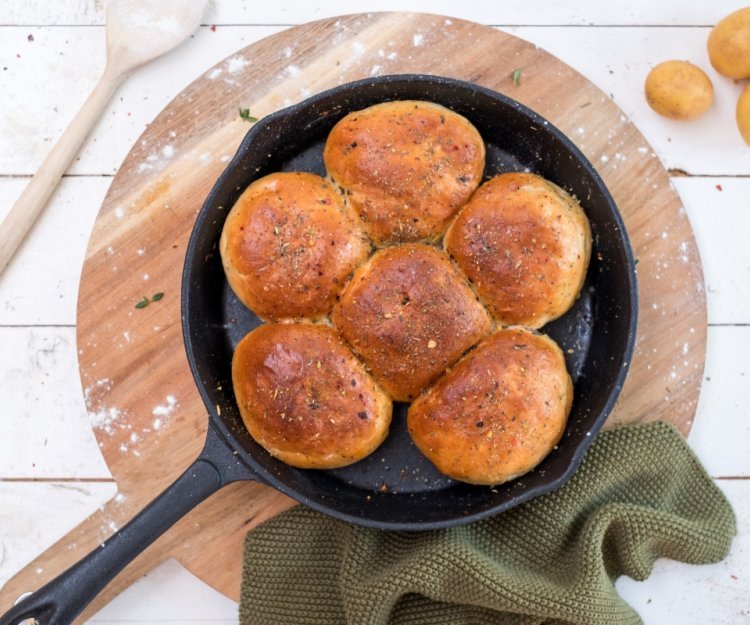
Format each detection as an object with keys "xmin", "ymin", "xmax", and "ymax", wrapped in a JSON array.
[{"xmin": 0, "ymin": 13, "xmax": 707, "ymax": 622}]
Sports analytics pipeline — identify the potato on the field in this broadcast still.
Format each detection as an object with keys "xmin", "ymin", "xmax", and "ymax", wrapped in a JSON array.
[
  {"xmin": 644, "ymin": 61, "xmax": 714, "ymax": 120},
  {"xmin": 737, "ymin": 83, "xmax": 750, "ymax": 146},
  {"xmin": 708, "ymin": 7, "xmax": 750, "ymax": 79}
]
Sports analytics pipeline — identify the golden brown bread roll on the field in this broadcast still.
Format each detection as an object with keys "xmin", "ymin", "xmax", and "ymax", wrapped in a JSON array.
[
  {"xmin": 407, "ymin": 327, "xmax": 573, "ymax": 485},
  {"xmin": 331, "ymin": 243, "xmax": 493, "ymax": 402},
  {"xmin": 323, "ymin": 100, "xmax": 485, "ymax": 246},
  {"xmin": 220, "ymin": 172, "xmax": 371, "ymax": 321},
  {"xmin": 444, "ymin": 172, "xmax": 592, "ymax": 328},
  {"xmin": 232, "ymin": 323, "xmax": 392, "ymax": 469}
]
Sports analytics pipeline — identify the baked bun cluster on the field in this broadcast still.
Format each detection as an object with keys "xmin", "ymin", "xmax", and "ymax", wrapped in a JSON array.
[
  {"xmin": 445, "ymin": 172, "xmax": 591, "ymax": 328},
  {"xmin": 220, "ymin": 172, "xmax": 370, "ymax": 321},
  {"xmin": 232, "ymin": 323, "xmax": 391, "ymax": 469},
  {"xmin": 221, "ymin": 100, "xmax": 591, "ymax": 483},
  {"xmin": 323, "ymin": 100, "xmax": 485, "ymax": 245},
  {"xmin": 332, "ymin": 243, "xmax": 492, "ymax": 402},
  {"xmin": 407, "ymin": 327, "xmax": 573, "ymax": 485}
]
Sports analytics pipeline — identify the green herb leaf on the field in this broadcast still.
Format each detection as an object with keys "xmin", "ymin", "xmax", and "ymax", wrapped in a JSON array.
[
  {"xmin": 512, "ymin": 68, "xmax": 522, "ymax": 86},
  {"xmin": 135, "ymin": 292, "xmax": 164, "ymax": 309},
  {"xmin": 239, "ymin": 108, "xmax": 258, "ymax": 122}
]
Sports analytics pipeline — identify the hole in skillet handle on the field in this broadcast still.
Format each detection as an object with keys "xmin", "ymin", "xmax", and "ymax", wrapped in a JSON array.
[{"xmin": 182, "ymin": 74, "xmax": 638, "ymax": 531}]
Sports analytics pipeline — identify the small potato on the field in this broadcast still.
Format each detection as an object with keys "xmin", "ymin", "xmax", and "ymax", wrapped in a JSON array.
[
  {"xmin": 737, "ymin": 83, "xmax": 750, "ymax": 146},
  {"xmin": 644, "ymin": 60, "xmax": 714, "ymax": 120},
  {"xmin": 708, "ymin": 7, "xmax": 750, "ymax": 79}
]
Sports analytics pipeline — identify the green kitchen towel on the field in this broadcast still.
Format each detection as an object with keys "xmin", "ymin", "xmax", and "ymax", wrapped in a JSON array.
[{"xmin": 240, "ymin": 421, "xmax": 736, "ymax": 625}]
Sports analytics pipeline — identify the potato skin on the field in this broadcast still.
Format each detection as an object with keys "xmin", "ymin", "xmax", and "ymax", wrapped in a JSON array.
[
  {"xmin": 737, "ymin": 83, "xmax": 750, "ymax": 146},
  {"xmin": 644, "ymin": 61, "xmax": 713, "ymax": 120},
  {"xmin": 708, "ymin": 7, "xmax": 750, "ymax": 79}
]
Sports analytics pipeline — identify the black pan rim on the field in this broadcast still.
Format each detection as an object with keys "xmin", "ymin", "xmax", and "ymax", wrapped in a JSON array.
[{"xmin": 181, "ymin": 73, "xmax": 638, "ymax": 531}]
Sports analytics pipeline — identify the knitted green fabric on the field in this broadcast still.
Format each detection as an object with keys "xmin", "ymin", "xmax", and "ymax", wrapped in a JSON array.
[{"xmin": 240, "ymin": 422, "xmax": 736, "ymax": 625}]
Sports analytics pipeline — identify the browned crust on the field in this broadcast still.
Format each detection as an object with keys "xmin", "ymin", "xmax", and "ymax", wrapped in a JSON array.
[
  {"xmin": 331, "ymin": 243, "xmax": 493, "ymax": 402},
  {"xmin": 444, "ymin": 172, "xmax": 592, "ymax": 328},
  {"xmin": 219, "ymin": 172, "xmax": 371, "ymax": 321},
  {"xmin": 231, "ymin": 323, "xmax": 392, "ymax": 469},
  {"xmin": 324, "ymin": 100, "xmax": 485, "ymax": 245},
  {"xmin": 407, "ymin": 327, "xmax": 573, "ymax": 485}
]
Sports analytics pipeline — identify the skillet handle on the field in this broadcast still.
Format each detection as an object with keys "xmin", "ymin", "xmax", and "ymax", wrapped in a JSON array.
[{"xmin": 0, "ymin": 423, "xmax": 251, "ymax": 625}]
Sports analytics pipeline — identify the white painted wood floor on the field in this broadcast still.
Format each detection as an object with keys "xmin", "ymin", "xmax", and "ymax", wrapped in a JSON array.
[{"xmin": 1, "ymin": 1, "xmax": 748, "ymax": 623}]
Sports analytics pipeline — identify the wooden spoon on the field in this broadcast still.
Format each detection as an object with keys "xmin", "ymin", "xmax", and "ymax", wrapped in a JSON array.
[{"xmin": 0, "ymin": 0, "xmax": 208, "ymax": 275}]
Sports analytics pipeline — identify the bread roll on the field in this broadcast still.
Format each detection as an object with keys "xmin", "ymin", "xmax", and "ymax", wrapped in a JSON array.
[
  {"xmin": 232, "ymin": 323, "xmax": 392, "ymax": 469},
  {"xmin": 220, "ymin": 172, "xmax": 370, "ymax": 321},
  {"xmin": 407, "ymin": 327, "xmax": 573, "ymax": 485},
  {"xmin": 331, "ymin": 243, "xmax": 492, "ymax": 402},
  {"xmin": 445, "ymin": 172, "xmax": 591, "ymax": 328},
  {"xmin": 324, "ymin": 100, "xmax": 485, "ymax": 245}
]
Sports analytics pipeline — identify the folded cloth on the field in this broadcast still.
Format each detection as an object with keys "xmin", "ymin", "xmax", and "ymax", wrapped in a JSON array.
[{"xmin": 240, "ymin": 421, "xmax": 736, "ymax": 625}]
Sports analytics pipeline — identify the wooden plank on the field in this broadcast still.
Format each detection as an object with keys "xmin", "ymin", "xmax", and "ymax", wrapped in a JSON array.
[
  {"xmin": 0, "ymin": 482, "xmax": 115, "ymax": 589},
  {"xmin": 1, "ymin": 25, "xmax": 748, "ymax": 177},
  {"xmin": 2, "ymin": 477, "xmax": 746, "ymax": 624},
  {"xmin": 0, "ymin": 25, "xmax": 283, "ymax": 177},
  {"xmin": 675, "ymin": 178, "xmax": 750, "ymax": 326},
  {"xmin": 1, "ymin": 0, "xmax": 744, "ymax": 27},
  {"xmin": 87, "ymin": 559, "xmax": 237, "ymax": 624},
  {"xmin": 616, "ymin": 479, "xmax": 750, "ymax": 624},
  {"xmin": 513, "ymin": 25, "xmax": 749, "ymax": 175},
  {"xmin": 0, "ymin": 26, "xmax": 107, "ymax": 175},
  {"xmin": 0, "ymin": 327, "xmax": 111, "ymax": 478},
  {"xmin": 688, "ymin": 327, "xmax": 750, "ymax": 477},
  {"xmin": 0, "ymin": 177, "xmax": 110, "ymax": 326}
]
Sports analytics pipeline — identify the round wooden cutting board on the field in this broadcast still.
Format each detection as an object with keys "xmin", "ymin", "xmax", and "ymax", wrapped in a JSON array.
[{"xmin": 1, "ymin": 13, "xmax": 707, "ymax": 622}]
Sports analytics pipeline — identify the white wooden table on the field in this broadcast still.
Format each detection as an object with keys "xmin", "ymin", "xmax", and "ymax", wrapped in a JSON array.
[{"xmin": 1, "ymin": 1, "xmax": 749, "ymax": 623}]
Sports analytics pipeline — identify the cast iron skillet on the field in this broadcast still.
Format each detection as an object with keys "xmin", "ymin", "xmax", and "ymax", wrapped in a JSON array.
[{"xmin": 1, "ymin": 75, "xmax": 637, "ymax": 625}]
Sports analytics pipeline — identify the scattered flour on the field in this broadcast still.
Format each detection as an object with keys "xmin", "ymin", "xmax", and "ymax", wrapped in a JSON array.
[
  {"xmin": 679, "ymin": 241, "xmax": 690, "ymax": 263},
  {"xmin": 413, "ymin": 33, "xmax": 424, "ymax": 47},
  {"xmin": 227, "ymin": 55, "xmax": 250, "ymax": 74},
  {"xmin": 85, "ymin": 379, "xmax": 124, "ymax": 435},
  {"xmin": 153, "ymin": 395, "xmax": 177, "ymax": 416},
  {"xmin": 152, "ymin": 395, "xmax": 178, "ymax": 431}
]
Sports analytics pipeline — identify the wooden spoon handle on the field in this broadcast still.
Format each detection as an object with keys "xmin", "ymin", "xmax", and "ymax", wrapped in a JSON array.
[{"xmin": 0, "ymin": 65, "xmax": 123, "ymax": 275}]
